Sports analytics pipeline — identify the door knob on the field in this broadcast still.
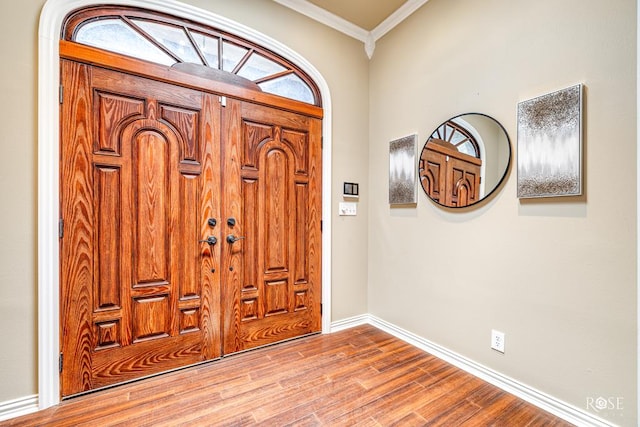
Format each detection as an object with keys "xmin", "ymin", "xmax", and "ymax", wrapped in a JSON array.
[
  {"xmin": 226, "ymin": 235, "xmax": 245, "ymax": 244},
  {"xmin": 199, "ymin": 236, "xmax": 218, "ymax": 246}
]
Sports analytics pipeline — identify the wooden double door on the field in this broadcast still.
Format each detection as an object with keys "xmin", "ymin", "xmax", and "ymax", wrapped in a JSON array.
[
  {"xmin": 60, "ymin": 60, "xmax": 322, "ymax": 397},
  {"xmin": 420, "ymin": 139, "xmax": 481, "ymax": 207}
]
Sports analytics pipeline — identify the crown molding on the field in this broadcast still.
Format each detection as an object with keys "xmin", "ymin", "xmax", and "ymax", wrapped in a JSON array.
[
  {"xmin": 272, "ymin": 0, "xmax": 369, "ymax": 42},
  {"xmin": 370, "ymin": 0, "xmax": 430, "ymax": 41},
  {"xmin": 273, "ymin": 0, "xmax": 429, "ymax": 58}
]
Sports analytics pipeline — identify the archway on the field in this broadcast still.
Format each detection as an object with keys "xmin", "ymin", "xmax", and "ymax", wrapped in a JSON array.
[{"xmin": 38, "ymin": 0, "xmax": 332, "ymax": 408}]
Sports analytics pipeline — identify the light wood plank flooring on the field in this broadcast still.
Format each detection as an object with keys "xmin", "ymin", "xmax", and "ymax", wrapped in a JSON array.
[{"xmin": 4, "ymin": 325, "xmax": 573, "ymax": 426}]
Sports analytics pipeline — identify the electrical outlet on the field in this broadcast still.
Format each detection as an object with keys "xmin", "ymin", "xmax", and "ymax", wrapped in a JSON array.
[{"xmin": 491, "ymin": 329, "xmax": 505, "ymax": 353}]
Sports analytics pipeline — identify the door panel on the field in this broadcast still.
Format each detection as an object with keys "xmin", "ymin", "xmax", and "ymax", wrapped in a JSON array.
[
  {"xmin": 447, "ymin": 157, "xmax": 479, "ymax": 207},
  {"xmin": 420, "ymin": 151, "xmax": 446, "ymax": 204},
  {"xmin": 221, "ymin": 99, "xmax": 322, "ymax": 353},
  {"xmin": 60, "ymin": 61, "xmax": 222, "ymax": 396},
  {"xmin": 60, "ymin": 60, "xmax": 95, "ymax": 395}
]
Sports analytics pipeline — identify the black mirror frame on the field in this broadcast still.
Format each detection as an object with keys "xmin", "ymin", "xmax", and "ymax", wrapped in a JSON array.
[{"xmin": 419, "ymin": 113, "xmax": 512, "ymax": 209}]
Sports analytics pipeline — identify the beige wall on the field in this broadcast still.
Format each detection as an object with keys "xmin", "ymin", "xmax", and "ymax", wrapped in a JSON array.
[
  {"xmin": 0, "ymin": 0, "xmax": 370, "ymax": 403},
  {"xmin": 0, "ymin": 0, "xmax": 40, "ymax": 403},
  {"xmin": 368, "ymin": 0, "xmax": 636, "ymax": 425}
]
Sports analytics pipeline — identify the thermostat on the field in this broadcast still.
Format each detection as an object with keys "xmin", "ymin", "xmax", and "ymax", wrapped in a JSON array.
[{"xmin": 343, "ymin": 182, "xmax": 359, "ymax": 197}]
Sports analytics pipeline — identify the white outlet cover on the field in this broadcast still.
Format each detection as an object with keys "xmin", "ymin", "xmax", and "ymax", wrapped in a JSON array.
[{"xmin": 491, "ymin": 329, "xmax": 505, "ymax": 353}]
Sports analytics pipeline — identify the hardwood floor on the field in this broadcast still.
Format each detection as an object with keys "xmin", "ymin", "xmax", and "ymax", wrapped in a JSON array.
[{"xmin": 5, "ymin": 325, "xmax": 573, "ymax": 426}]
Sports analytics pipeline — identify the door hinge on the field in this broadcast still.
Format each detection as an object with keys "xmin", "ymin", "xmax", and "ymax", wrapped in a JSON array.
[
  {"xmin": 59, "ymin": 85, "xmax": 63, "ymax": 104},
  {"xmin": 59, "ymin": 219, "xmax": 64, "ymax": 239},
  {"xmin": 320, "ymin": 220, "xmax": 323, "ymax": 232},
  {"xmin": 219, "ymin": 96, "xmax": 227, "ymax": 107},
  {"xmin": 320, "ymin": 303, "xmax": 323, "ymax": 315},
  {"xmin": 59, "ymin": 353, "xmax": 63, "ymax": 373}
]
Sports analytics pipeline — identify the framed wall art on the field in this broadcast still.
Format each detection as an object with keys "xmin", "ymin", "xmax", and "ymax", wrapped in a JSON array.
[
  {"xmin": 517, "ymin": 84, "xmax": 583, "ymax": 198},
  {"xmin": 389, "ymin": 134, "xmax": 417, "ymax": 205}
]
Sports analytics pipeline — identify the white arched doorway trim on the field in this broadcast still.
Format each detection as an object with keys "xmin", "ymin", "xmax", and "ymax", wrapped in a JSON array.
[{"xmin": 38, "ymin": 0, "xmax": 333, "ymax": 409}]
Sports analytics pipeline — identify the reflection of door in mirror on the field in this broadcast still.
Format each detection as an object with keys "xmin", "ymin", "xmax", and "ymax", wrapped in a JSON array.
[
  {"xmin": 420, "ymin": 139, "xmax": 481, "ymax": 207},
  {"xmin": 419, "ymin": 120, "xmax": 482, "ymax": 207},
  {"xmin": 419, "ymin": 113, "xmax": 511, "ymax": 208}
]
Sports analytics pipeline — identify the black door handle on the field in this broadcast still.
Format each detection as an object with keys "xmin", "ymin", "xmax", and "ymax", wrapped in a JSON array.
[
  {"xmin": 199, "ymin": 236, "xmax": 218, "ymax": 246},
  {"xmin": 226, "ymin": 235, "xmax": 245, "ymax": 244}
]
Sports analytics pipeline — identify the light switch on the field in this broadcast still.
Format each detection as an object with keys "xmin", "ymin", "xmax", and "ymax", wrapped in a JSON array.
[{"xmin": 339, "ymin": 202, "xmax": 357, "ymax": 216}]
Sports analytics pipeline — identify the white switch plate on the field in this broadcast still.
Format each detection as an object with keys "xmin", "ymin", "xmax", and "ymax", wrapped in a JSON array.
[{"xmin": 339, "ymin": 202, "xmax": 357, "ymax": 216}]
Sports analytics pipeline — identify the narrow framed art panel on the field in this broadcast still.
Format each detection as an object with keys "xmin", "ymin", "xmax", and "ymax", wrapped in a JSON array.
[
  {"xmin": 389, "ymin": 134, "xmax": 417, "ymax": 205},
  {"xmin": 517, "ymin": 84, "xmax": 583, "ymax": 198}
]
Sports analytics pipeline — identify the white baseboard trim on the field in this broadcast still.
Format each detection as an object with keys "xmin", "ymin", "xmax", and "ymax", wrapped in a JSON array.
[
  {"xmin": 330, "ymin": 313, "xmax": 370, "ymax": 332},
  {"xmin": 0, "ymin": 394, "xmax": 39, "ymax": 422},
  {"xmin": 332, "ymin": 314, "xmax": 615, "ymax": 427}
]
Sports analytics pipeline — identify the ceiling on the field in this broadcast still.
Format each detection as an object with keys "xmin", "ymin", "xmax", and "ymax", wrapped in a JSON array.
[
  {"xmin": 306, "ymin": 0, "xmax": 409, "ymax": 31},
  {"xmin": 273, "ymin": 0, "xmax": 429, "ymax": 58}
]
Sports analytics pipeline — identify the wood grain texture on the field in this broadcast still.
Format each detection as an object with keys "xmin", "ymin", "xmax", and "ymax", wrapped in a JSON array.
[
  {"xmin": 60, "ymin": 40, "xmax": 323, "ymax": 119},
  {"xmin": 60, "ymin": 60, "xmax": 95, "ymax": 395},
  {"xmin": 60, "ymin": 64, "xmax": 222, "ymax": 396},
  {"xmin": 221, "ymin": 99, "xmax": 322, "ymax": 353},
  {"xmin": 61, "ymin": 44, "xmax": 322, "ymax": 394},
  {"xmin": 8, "ymin": 325, "xmax": 574, "ymax": 426},
  {"xmin": 221, "ymin": 97, "xmax": 244, "ymax": 355},
  {"xmin": 197, "ymin": 93, "xmax": 222, "ymax": 361}
]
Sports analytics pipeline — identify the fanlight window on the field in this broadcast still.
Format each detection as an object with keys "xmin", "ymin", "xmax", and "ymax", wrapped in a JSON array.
[
  {"xmin": 429, "ymin": 121, "xmax": 480, "ymax": 158},
  {"xmin": 64, "ymin": 7, "xmax": 320, "ymax": 106}
]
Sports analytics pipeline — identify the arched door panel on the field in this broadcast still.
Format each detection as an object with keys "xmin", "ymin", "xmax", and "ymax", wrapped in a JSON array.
[{"xmin": 221, "ymin": 99, "xmax": 322, "ymax": 353}]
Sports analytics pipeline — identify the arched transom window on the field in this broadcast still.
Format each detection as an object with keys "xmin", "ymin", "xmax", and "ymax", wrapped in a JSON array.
[
  {"xmin": 429, "ymin": 120, "xmax": 480, "ymax": 158},
  {"xmin": 63, "ymin": 6, "xmax": 321, "ymax": 106}
]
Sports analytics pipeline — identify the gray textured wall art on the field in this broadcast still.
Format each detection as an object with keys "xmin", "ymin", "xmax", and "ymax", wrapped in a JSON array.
[
  {"xmin": 389, "ymin": 134, "xmax": 417, "ymax": 205},
  {"xmin": 517, "ymin": 84, "xmax": 583, "ymax": 198}
]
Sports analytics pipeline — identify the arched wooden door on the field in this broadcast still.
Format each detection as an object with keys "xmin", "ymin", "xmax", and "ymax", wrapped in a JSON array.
[
  {"xmin": 59, "ymin": 46, "xmax": 322, "ymax": 396},
  {"xmin": 420, "ymin": 139, "xmax": 481, "ymax": 207}
]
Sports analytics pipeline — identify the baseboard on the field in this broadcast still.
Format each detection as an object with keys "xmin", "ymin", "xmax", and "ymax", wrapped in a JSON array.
[
  {"xmin": 329, "ymin": 313, "xmax": 370, "ymax": 332},
  {"xmin": 0, "ymin": 394, "xmax": 38, "ymax": 422},
  {"xmin": 332, "ymin": 314, "xmax": 615, "ymax": 427}
]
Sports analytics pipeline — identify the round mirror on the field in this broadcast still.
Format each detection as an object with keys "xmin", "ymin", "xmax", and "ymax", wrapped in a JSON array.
[{"xmin": 419, "ymin": 113, "xmax": 511, "ymax": 208}]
